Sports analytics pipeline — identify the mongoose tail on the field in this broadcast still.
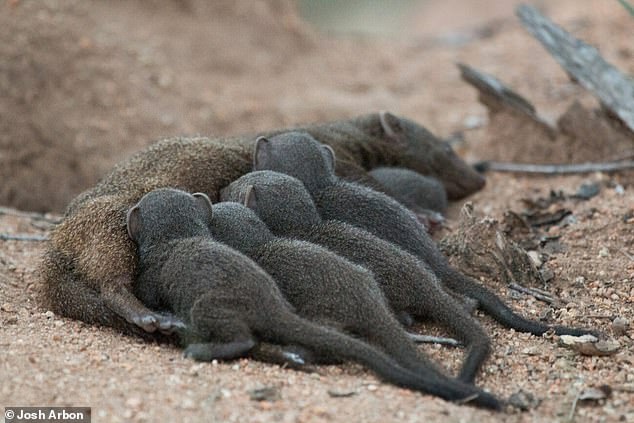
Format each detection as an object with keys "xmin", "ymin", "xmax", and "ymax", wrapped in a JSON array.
[
  {"xmin": 444, "ymin": 270, "xmax": 598, "ymax": 337},
  {"xmin": 263, "ymin": 308, "xmax": 502, "ymax": 410}
]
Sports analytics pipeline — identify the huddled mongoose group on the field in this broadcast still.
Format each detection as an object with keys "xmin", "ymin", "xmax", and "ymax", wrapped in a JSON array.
[
  {"xmin": 250, "ymin": 132, "xmax": 596, "ymax": 376},
  {"xmin": 39, "ymin": 112, "xmax": 595, "ymax": 409},
  {"xmin": 41, "ymin": 112, "xmax": 483, "ymax": 335},
  {"xmin": 209, "ymin": 200, "xmax": 460, "ymax": 383},
  {"xmin": 127, "ymin": 188, "xmax": 499, "ymax": 409},
  {"xmin": 220, "ymin": 170, "xmax": 491, "ymax": 383}
]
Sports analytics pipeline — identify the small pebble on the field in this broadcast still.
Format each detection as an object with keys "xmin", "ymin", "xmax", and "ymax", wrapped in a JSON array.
[
  {"xmin": 579, "ymin": 385, "xmax": 612, "ymax": 401},
  {"xmin": 328, "ymin": 389, "xmax": 357, "ymax": 398},
  {"xmin": 181, "ymin": 397, "xmax": 196, "ymax": 410},
  {"xmin": 612, "ymin": 317, "xmax": 630, "ymax": 336},
  {"xmin": 126, "ymin": 396, "xmax": 142, "ymax": 409},
  {"xmin": 463, "ymin": 115, "xmax": 485, "ymax": 129},
  {"xmin": 1, "ymin": 303, "xmax": 14, "ymax": 312},
  {"xmin": 508, "ymin": 389, "xmax": 539, "ymax": 411},
  {"xmin": 527, "ymin": 250, "xmax": 542, "ymax": 267},
  {"xmin": 249, "ymin": 386, "xmax": 280, "ymax": 402}
]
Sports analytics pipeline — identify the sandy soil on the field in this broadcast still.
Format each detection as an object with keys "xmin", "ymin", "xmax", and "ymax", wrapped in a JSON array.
[{"xmin": 1, "ymin": 1, "xmax": 633, "ymax": 422}]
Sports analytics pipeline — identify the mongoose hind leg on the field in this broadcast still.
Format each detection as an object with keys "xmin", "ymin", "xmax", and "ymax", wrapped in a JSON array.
[
  {"xmin": 409, "ymin": 275, "xmax": 491, "ymax": 383},
  {"xmin": 447, "ymin": 291, "xmax": 479, "ymax": 315},
  {"xmin": 397, "ymin": 311, "xmax": 460, "ymax": 346},
  {"xmin": 184, "ymin": 298, "xmax": 257, "ymax": 361},
  {"xmin": 102, "ymin": 277, "xmax": 186, "ymax": 334}
]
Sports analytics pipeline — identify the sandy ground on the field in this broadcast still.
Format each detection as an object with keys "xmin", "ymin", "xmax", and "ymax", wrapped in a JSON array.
[{"xmin": 1, "ymin": 1, "xmax": 633, "ymax": 422}]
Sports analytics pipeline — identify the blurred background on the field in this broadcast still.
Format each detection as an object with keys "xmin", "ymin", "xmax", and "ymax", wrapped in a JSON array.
[{"xmin": 0, "ymin": 0, "xmax": 630, "ymax": 212}]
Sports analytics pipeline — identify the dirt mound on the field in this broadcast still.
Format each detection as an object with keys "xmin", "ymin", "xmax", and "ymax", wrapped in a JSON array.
[{"xmin": 0, "ymin": 0, "xmax": 306, "ymax": 212}]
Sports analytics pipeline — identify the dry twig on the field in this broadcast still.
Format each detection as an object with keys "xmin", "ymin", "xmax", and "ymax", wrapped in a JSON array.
[
  {"xmin": 509, "ymin": 282, "xmax": 557, "ymax": 304},
  {"xmin": 517, "ymin": 4, "xmax": 634, "ymax": 133},
  {"xmin": 0, "ymin": 233, "xmax": 49, "ymax": 242},
  {"xmin": 476, "ymin": 160, "xmax": 634, "ymax": 175}
]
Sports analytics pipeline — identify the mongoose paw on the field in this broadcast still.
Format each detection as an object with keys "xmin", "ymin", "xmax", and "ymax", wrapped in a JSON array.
[
  {"xmin": 415, "ymin": 210, "xmax": 445, "ymax": 234},
  {"xmin": 281, "ymin": 351, "xmax": 305, "ymax": 366},
  {"xmin": 131, "ymin": 314, "xmax": 162, "ymax": 333},
  {"xmin": 155, "ymin": 312, "xmax": 187, "ymax": 335},
  {"xmin": 130, "ymin": 312, "xmax": 185, "ymax": 334}
]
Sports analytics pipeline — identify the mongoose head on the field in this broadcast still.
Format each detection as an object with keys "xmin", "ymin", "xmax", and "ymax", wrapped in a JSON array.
[
  {"xmin": 126, "ymin": 188, "xmax": 213, "ymax": 247},
  {"xmin": 210, "ymin": 201, "xmax": 275, "ymax": 253},
  {"xmin": 356, "ymin": 112, "xmax": 486, "ymax": 200},
  {"xmin": 253, "ymin": 132, "xmax": 337, "ymax": 193},
  {"xmin": 220, "ymin": 170, "xmax": 321, "ymax": 233}
]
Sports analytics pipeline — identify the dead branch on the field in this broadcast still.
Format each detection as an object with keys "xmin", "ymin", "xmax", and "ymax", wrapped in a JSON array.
[
  {"xmin": 476, "ymin": 160, "xmax": 634, "ymax": 174},
  {"xmin": 457, "ymin": 62, "xmax": 556, "ymax": 137},
  {"xmin": 0, "ymin": 233, "xmax": 49, "ymax": 241},
  {"xmin": 509, "ymin": 282, "xmax": 557, "ymax": 304},
  {"xmin": 0, "ymin": 206, "xmax": 62, "ymax": 224},
  {"xmin": 517, "ymin": 4, "xmax": 634, "ymax": 133},
  {"xmin": 458, "ymin": 62, "xmax": 535, "ymax": 116}
]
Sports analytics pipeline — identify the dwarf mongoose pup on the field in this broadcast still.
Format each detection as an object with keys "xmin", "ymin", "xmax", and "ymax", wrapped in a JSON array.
[
  {"xmin": 369, "ymin": 167, "xmax": 447, "ymax": 231},
  {"xmin": 221, "ymin": 171, "xmax": 492, "ymax": 382},
  {"xmin": 369, "ymin": 167, "xmax": 448, "ymax": 214},
  {"xmin": 251, "ymin": 132, "xmax": 597, "ymax": 354},
  {"xmin": 126, "ymin": 187, "xmax": 500, "ymax": 409}
]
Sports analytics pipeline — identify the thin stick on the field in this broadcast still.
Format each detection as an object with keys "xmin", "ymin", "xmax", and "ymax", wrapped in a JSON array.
[
  {"xmin": 476, "ymin": 160, "xmax": 634, "ymax": 175},
  {"xmin": 567, "ymin": 391, "xmax": 581, "ymax": 423},
  {"xmin": 0, "ymin": 207, "xmax": 62, "ymax": 224},
  {"xmin": 618, "ymin": 248, "xmax": 634, "ymax": 262},
  {"xmin": 0, "ymin": 233, "xmax": 49, "ymax": 242},
  {"xmin": 509, "ymin": 282, "xmax": 556, "ymax": 304},
  {"xmin": 407, "ymin": 333, "xmax": 461, "ymax": 347}
]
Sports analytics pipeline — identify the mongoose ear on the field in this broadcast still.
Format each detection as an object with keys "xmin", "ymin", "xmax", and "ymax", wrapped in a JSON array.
[
  {"xmin": 379, "ymin": 111, "xmax": 403, "ymax": 140},
  {"xmin": 321, "ymin": 144, "xmax": 336, "ymax": 172},
  {"xmin": 192, "ymin": 192, "xmax": 213, "ymax": 222},
  {"xmin": 126, "ymin": 206, "xmax": 141, "ymax": 241},
  {"xmin": 253, "ymin": 136, "xmax": 271, "ymax": 170},
  {"xmin": 243, "ymin": 185, "xmax": 258, "ymax": 210}
]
